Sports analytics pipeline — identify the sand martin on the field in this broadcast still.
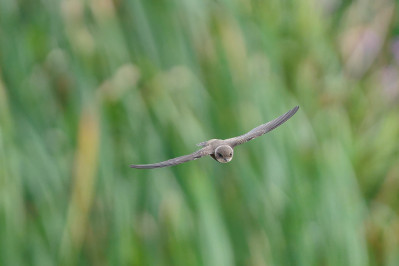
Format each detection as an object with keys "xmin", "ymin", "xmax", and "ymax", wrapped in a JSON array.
[{"xmin": 130, "ymin": 106, "xmax": 299, "ymax": 169}]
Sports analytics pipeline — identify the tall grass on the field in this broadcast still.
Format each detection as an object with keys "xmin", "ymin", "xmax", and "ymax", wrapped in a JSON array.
[{"xmin": 1, "ymin": 0, "xmax": 399, "ymax": 265}]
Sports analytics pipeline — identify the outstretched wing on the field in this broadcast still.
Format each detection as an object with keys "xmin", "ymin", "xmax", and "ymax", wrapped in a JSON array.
[
  {"xmin": 226, "ymin": 106, "xmax": 299, "ymax": 147},
  {"xmin": 130, "ymin": 147, "xmax": 212, "ymax": 169}
]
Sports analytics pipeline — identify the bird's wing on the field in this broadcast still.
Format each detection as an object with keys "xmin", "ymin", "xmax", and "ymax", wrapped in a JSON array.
[
  {"xmin": 130, "ymin": 147, "xmax": 213, "ymax": 169},
  {"xmin": 225, "ymin": 106, "xmax": 299, "ymax": 147}
]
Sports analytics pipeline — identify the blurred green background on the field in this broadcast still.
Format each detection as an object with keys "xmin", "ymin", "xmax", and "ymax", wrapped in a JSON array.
[{"xmin": 1, "ymin": 0, "xmax": 399, "ymax": 265}]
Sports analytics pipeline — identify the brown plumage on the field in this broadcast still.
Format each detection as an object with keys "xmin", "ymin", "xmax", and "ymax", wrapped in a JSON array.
[{"xmin": 130, "ymin": 106, "xmax": 299, "ymax": 169}]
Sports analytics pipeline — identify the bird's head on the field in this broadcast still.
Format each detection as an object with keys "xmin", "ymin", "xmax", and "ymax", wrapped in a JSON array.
[{"xmin": 214, "ymin": 145, "xmax": 234, "ymax": 163}]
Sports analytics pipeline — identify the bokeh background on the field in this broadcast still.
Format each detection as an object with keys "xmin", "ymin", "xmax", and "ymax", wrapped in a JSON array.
[{"xmin": 1, "ymin": 0, "xmax": 399, "ymax": 265}]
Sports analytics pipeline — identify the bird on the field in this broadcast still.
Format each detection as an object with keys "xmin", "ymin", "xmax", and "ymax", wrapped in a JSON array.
[{"xmin": 130, "ymin": 106, "xmax": 299, "ymax": 169}]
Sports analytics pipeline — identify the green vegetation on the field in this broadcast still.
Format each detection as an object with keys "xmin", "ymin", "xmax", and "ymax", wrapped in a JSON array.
[{"xmin": 1, "ymin": 0, "xmax": 399, "ymax": 265}]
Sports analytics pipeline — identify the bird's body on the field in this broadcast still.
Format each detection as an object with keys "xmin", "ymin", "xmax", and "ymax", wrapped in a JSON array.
[{"xmin": 130, "ymin": 106, "xmax": 299, "ymax": 169}]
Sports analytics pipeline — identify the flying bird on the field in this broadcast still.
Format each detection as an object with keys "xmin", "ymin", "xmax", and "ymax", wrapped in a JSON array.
[{"xmin": 130, "ymin": 106, "xmax": 299, "ymax": 169}]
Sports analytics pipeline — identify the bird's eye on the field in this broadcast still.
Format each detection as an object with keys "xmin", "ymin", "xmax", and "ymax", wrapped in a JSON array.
[
  {"xmin": 229, "ymin": 153, "xmax": 232, "ymax": 156},
  {"xmin": 217, "ymin": 153, "xmax": 222, "ymax": 157}
]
